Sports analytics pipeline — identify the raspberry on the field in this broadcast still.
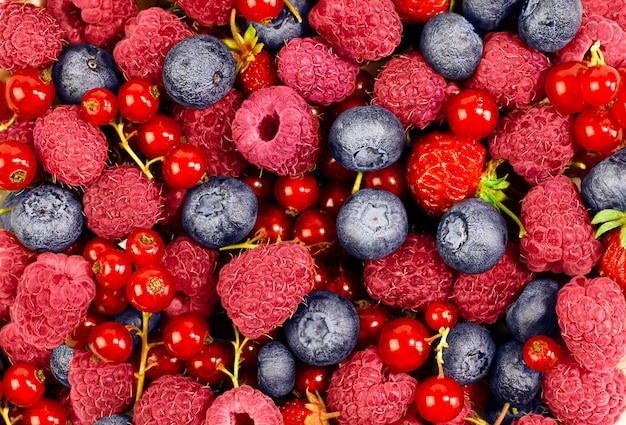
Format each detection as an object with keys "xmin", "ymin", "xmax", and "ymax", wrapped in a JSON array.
[
  {"xmin": 326, "ymin": 346, "xmax": 418, "ymax": 425},
  {"xmin": 133, "ymin": 375, "xmax": 215, "ymax": 425},
  {"xmin": 82, "ymin": 165, "xmax": 164, "ymax": 240},
  {"xmin": 205, "ymin": 385, "xmax": 282, "ymax": 425},
  {"xmin": 277, "ymin": 36, "xmax": 361, "ymax": 107},
  {"xmin": 46, "ymin": 0, "xmax": 87, "ymax": 45},
  {"xmin": 0, "ymin": 322, "xmax": 51, "ymax": 368},
  {"xmin": 581, "ymin": 0, "xmax": 626, "ymax": 30},
  {"xmin": 363, "ymin": 233, "xmax": 455, "ymax": 311},
  {"xmin": 542, "ymin": 352, "xmax": 626, "ymax": 424},
  {"xmin": 73, "ymin": 0, "xmax": 137, "ymax": 47},
  {"xmin": 33, "ymin": 105, "xmax": 108, "ymax": 187},
  {"xmin": 0, "ymin": 3, "xmax": 64, "ymax": 71},
  {"xmin": 172, "ymin": 89, "xmax": 248, "ymax": 178},
  {"xmin": 372, "ymin": 50, "xmax": 447, "ymax": 130},
  {"xmin": 488, "ymin": 104, "xmax": 577, "ymax": 185},
  {"xmin": 176, "ymin": 0, "xmax": 236, "ymax": 27},
  {"xmin": 512, "ymin": 414, "xmax": 558, "ymax": 425},
  {"xmin": 113, "ymin": 7, "xmax": 191, "ymax": 85},
  {"xmin": 452, "ymin": 243, "xmax": 533, "ymax": 324},
  {"xmin": 520, "ymin": 175, "xmax": 604, "ymax": 276},
  {"xmin": 0, "ymin": 120, "xmax": 36, "ymax": 149},
  {"xmin": 556, "ymin": 275, "xmax": 626, "ymax": 372},
  {"xmin": 467, "ymin": 31, "xmax": 551, "ymax": 109},
  {"xmin": 0, "ymin": 230, "xmax": 28, "ymax": 321},
  {"xmin": 217, "ymin": 242, "xmax": 314, "ymax": 339}
]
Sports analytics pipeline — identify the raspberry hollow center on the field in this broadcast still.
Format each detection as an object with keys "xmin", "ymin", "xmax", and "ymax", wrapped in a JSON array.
[
  {"xmin": 259, "ymin": 111, "xmax": 280, "ymax": 142},
  {"xmin": 232, "ymin": 413, "xmax": 255, "ymax": 425}
]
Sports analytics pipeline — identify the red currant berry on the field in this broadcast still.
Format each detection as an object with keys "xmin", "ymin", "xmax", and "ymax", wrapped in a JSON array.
[
  {"xmin": 574, "ymin": 105, "xmax": 623, "ymax": 152},
  {"xmin": 92, "ymin": 249, "xmax": 133, "ymax": 289},
  {"xmin": 378, "ymin": 317, "xmax": 431, "ymax": 373},
  {"xmin": 318, "ymin": 145, "xmax": 357, "ymax": 181},
  {"xmin": 580, "ymin": 64, "xmax": 622, "ymax": 106},
  {"xmin": 2, "ymin": 363, "xmax": 46, "ymax": 408},
  {"xmin": 415, "ymin": 375, "xmax": 464, "ymax": 423},
  {"xmin": 185, "ymin": 339, "xmax": 234, "ymax": 386},
  {"xmin": 83, "ymin": 236, "xmax": 117, "ymax": 264},
  {"xmin": 93, "ymin": 284, "xmax": 130, "ymax": 316},
  {"xmin": 163, "ymin": 312, "xmax": 211, "ymax": 361},
  {"xmin": 446, "ymin": 88, "xmax": 499, "ymax": 140},
  {"xmin": 117, "ymin": 79, "xmax": 160, "ymax": 124},
  {"xmin": 356, "ymin": 302, "xmax": 393, "ymax": 349},
  {"xmin": 544, "ymin": 61, "xmax": 588, "ymax": 115},
  {"xmin": 144, "ymin": 345, "xmax": 185, "ymax": 380},
  {"xmin": 363, "ymin": 161, "xmax": 408, "ymax": 199},
  {"xmin": 312, "ymin": 259, "xmax": 329, "ymax": 291},
  {"xmin": 240, "ymin": 166, "xmax": 276, "ymax": 205},
  {"xmin": 88, "ymin": 321, "xmax": 134, "ymax": 364},
  {"xmin": 0, "ymin": 140, "xmax": 38, "ymax": 191},
  {"xmin": 351, "ymin": 69, "xmax": 375, "ymax": 100},
  {"xmin": 66, "ymin": 306, "xmax": 106, "ymax": 349},
  {"xmin": 332, "ymin": 95, "xmax": 369, "ymax": 119},
  {"xmin": 237, "ymin": 0, "xmax": 284, "ymax": 22},
  {"xmin": 249, "ymin": 203, "xmax": 294, "ymax": 243},
  {"xmin": 424, "ymin": 300, "xmax": 458, "ymax": 330},
  {"xmin": 162, "ymin": 144, "xmax": 208, "ymax": 189},
  {"xmin": 294, "ymin": 363, "xmax": 334, "ymax": 395},
  {"xmin": 316, "ymin": 181, "xmax": 353, "ymax": 218},
  {"xmin": 5, "ymin": 68, "xmax": 56, "ymax": 121},
  {"xmin": 610, "ymin": 87, "xmax": 626, "ymax": 128},
  {"xmin": 125, "ymin": 227, "xmax": 165, "ymax": 267},
  {"xmin": 126, "ymin": 266, "xmax": 176, "ymax": 313},
  {"xmin": 21, "ymin": 398, "xmax": 66, "ymax": 425},
  {"xmin": 136, "ymin": 114, "xmax": 182, "ymax": 159},
  {"xmin": 324, "ymin": 266, "xmax": 365, "ymax": 302},
  {"xmin": 80, "ymin": 87, "xmax": 118, "ymax": 126},
  {"xmin": 522, "ymin": 335, "xmax": 561, "ymax": 372},
  {"xmin": 292, "ymin": 209, "xmax": 337, "ymax": 259},
  {"xmin": 392, "ymin": 0, "xmax": 449, "ymax": 25},
  {"xmin": 274, "ymin": 172, "xmax": 320, "ymax": 215}
]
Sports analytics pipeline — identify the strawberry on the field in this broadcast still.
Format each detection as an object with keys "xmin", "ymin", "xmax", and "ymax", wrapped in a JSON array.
[
  {"xmin": 280, "ymin": 390, "xmax": 339, "ymax": 425},
  {"xmin": 280, "ymin": 399, "xmax": 310, "ymax": 425},
  {"xmin": 595, "ymin": 221, "xmax": 626, "ymax": 292},
  {"xmin": 237, "ymin": 49, "xmax": 280, "ymax": 96}
]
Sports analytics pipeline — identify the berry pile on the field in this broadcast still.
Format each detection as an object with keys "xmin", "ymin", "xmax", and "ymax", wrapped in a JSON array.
[{"xmin": 1, "ymin": 0, "xmax": 626, "ymax": 424}]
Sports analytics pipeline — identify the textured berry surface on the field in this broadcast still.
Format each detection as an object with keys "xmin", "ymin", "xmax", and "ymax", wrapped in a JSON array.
[
  {"xmin": 177, "ymin": 0, "xmax": 236, "ymax": 27},
  {"xmin": 0, "ymin": 230, "xmax": 28, "ymax": 322},
  {"xmin": 205, "ymin": 385, "xmax": 282, "ymax": 425},
  {"xmin": 442, "ymin": 322, "xmax": 496, "ymax": 386},
  {"xmin": 518, "ymin": 0, "xmax": 583, "ymax": 52}
]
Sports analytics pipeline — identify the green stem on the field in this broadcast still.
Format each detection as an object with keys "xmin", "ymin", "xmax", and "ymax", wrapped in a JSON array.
[
  {"xmin": 0, "ymin": 207, "xmax": 11, "ymax": 216},
  {"xmin": 492, "ymin": 402, "xmax": 511, "ymax": 425},
  {"xmin": 485, "ymin": 192, "xmax": 527, "ymax": 238},
  {"xmin": 0, "ymin": 114, "xmax": 17, "ymax": 132},
  {"xmin": 0, "ymin": 404, "xmax": 12, "ymax": 425},
  {"xmin": 351, "ymin": 171, "xmax": 363, "ymax": 194},
  {"xmin": 110, "ymin": 120, "xmax": 154, "ymax": 180},
  {"xmin": 134, "ymin": 311, "xmax": 153, "ymax": 402},
  {"xmin": 218, "ymin": 325, "xmax": 249, "ymax": 388}
]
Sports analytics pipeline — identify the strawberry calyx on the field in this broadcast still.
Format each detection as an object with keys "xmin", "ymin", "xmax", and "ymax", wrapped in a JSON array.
[
  {"xmin": 591, "ymin": 209, "xmax": 626, "ymax": 247},
  {"xmin": 303, "ymin": 388, "xmax": 340, "ymax": 425},
  {"xmin": 223, "ymin": 9, "xmax": 264, "ymax": 73}
]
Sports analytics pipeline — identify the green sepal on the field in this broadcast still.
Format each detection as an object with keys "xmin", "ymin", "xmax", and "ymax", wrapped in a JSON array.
[
  {"xmin": 591, "ymin": 209, "xmax": 626, "ymax": 225},
  {"xmin": 621, "ymin": 225, "xmax": 626, "ymax": 248},
  {"xmin": 594, "ymin": 218, "xmax": 626, "ymax": 239}
]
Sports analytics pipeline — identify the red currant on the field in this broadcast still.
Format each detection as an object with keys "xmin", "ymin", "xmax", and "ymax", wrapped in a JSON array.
[
  {"xmin": 356, "ymin": 302, "xmax": 393, "ymax": 349},
  {"xmin": 522, "ymin": 335, "xmax": 561, "ymax": 372},
  {"xmin": 424, "ymin": 300, "xmax": 459, "ymax": 330},
  {"xmin": 0, "ymin": 140, "xmax": 38, "ymax": 191},
  {"xmin": 415, "ymin": 375, "xmax": 464, "ymax": 423},
  {"xmin": 323, "ymin": 266, "xmax": 365, "ymax": 302},
  {"xmin": 88, "ymin": 321, "xmax": 134, "ymax": 364},
  {"xmin": 610, "ymin": 87, "xmax": 626, "ymax": 128},
  {"xmin": 185, "ymin": 339, "xmax": 234, "ymax": 386},
  {"xmin": 161, "ymin": 144, "xmax": 208, "ymax": 189},
  {"xmin": 80, "ymin": 87, "xmax": 118, "ymax": 126},
  {"xmin": 312, "ymin": 259, "xmax": 329, "ymax": 291},
  {"xmin": 392, "ymin": 0, "xmax": 449, "ymax": 25},
  {"xmin": 93, "ymin": 284, "xmax": 130, "ymax": 316},
  {"xmin": 294, "ymin": 363, "xmax": 334, "ymax": 395},
  {"xmin": 125, "ymin": 227, "xmax": 165, "ymax": 267},
  {"xmin": 136, "ymin": 114, "xmax": 182, "ymax": 159},
  {"xmin": 363, "ymin": 161, "xmax": 408, "ymax": 199},
  {"xmin": 83, "ymin": 236, "xmax": 117, "ymax": 264},
  {"xmin": 2, "ymin": 363, "xmax": 46, "ymax": 408},
  {"xmin": 163, "ymin": 312, "xmax": 211, "ymax": 361},
  {"xmin": 544, "ymin": 61, "xmax": 588, "ymax": 115},
  {"xmin": 249, "ymin": 203, "xmax": 294, "ymax": 243},
  {"xmin": 291, "ymin": 209, "xmax": 338, "ymax": 259},
  {"xmin": 5, "ymin": 68, "xmax": 56, "ymax": 121},
  {"xmin": 580, "ymin": 64, "xmax": 621, "ymax": 106},
  {"xmin": 66, "ymin": 306, "xmax": 106, "ymax": 349},
  {"xmin": 318, "ymin": 145, "xmax": 357, "ymax": 181},
  {"xmin": 274, "ymin": 172, "xmax": 320, "ymax": 215},
  {"xmin": 117, "ymin": 79, "xmax": 160, "ymax": 124},
  {"xmin": 237, "ymin": 0, "xmax": 284, "ymax": 22},
  {"xmin": 316, "ymin": 181, "xmax": 353, "ymax": 218},
  {"xmin": 378, "ymin": 317, "xmax": 431, "ymax": 373},
  {"xmin": 351, "ymin": 69, "xmax": 375, "ymax": 100},
  {"xmin": 239, "ymin": 166, "xmax": 276, "ymax": 205},
  {"xmin": 21, "ymin": 398, "xmax": 66, "ymax": 425},
  {"xmin": 126, "ymin": 266, "xmax": 176, "ymax": 313},
  {"xmin": 92, "ymin": 249, "xmax": 133, "ymax": 289},
  {"xmin": 144, "ymin": 345, "xmax": 185, "ymax": 380},
  {"xmin": 446, "ymin": 88, "xmax": 499, "ymax": 140},
  {"xmin": 574, "ymin": 105, "xmax": 623, "ymax": 152}
]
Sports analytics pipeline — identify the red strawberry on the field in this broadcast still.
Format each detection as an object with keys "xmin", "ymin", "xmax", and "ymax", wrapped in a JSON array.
[
  {"xmin": 280, "ymin": 390, "xmax": 339, "ymax": 425},
  {"xmin": 280, "ymin": 399, "xmax": 310, "ymax": 425},
  {"xmin": 237, "ymin": 49, "xmax": 280, "ymax": 97},
  {"xmin": 597, "ymin": 228, "xmax": 626, "ymax": 292}
]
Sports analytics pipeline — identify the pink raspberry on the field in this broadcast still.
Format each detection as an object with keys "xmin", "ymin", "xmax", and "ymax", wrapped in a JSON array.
[
  {"xmin": 133, "ymin": 375, "xmax": 215, "ymax": 425},
  {"xmin": 163, "ymin": 235, "xmax": 220, "ymax": 319},
  {"xmin": 512, "ymin": 414, "xmax": 558, "ymax": 425},
  {"xmin": 520, "ymin": 174, "xmax": 604, "ymax": 276},
  {"xmin": 581, "ymin": 0, "xmax": 626, "ymax": 30},
  {"xmin": 217, "ymin": 242, "xmax": 314, "ymax": 339},
  {"xmin": 10, "ymin": 252, "xmax": 96, "ymax": 350},
  {"xmin": 556, "ymin": 275, "xmax": 626, "ymax": 372},
  {"xmin": 0, "ymin": 3, "xmax": 64, "ymax": 71},
  {"xmin": 554, "ymin": 14, "xmax": 626, "ymax": 68},
  {"xmin": 160, "ymin": 186, "xmax": 186, "ymax": 232},
  {"xmin": 309, "ymin": 0, "xmax": 402, "ymax": 62},
  {"xmin": 33, "ymin": 105, "xmax": 108, "ymax": 187},
  {"xmin": 467, "ymin": 31, "xmax": 551, "ymax": 109},
  {"xmin": 205, "ymin": 385, "xmax": 282, "ymax": 425},
  {"xmin": 452, "ymin": 243, "xmax": 533, "ymax": 324},
  {"xmin": 372, "ymin": 50, "xmax": 447, "ymax": 130},
  {"xmin": 0, "ymin": 120, "xmax": 36, "ymax": 149},
  {"xmin": 0, "ymin": 230, "xmax": 28, "ymax": 321},
  {"xmin": 82, "ymin": 165, "xmax": 164, "ymax": 240},
  {"xmin": 363, "ymin": 233, "xmax": 455, "ymax": 311},
  {"xmin": 176, "ymin": 0, "xmax": 236, "ymax": 27},
  {"xmin": 45, "ymin": 0, "xmax": 87, "ymax": 45},
  {"xmin": 0, "ymin": 322, "xmax": 51, "ymax": 369},
  {"xmin": 277, "ymin": 36, "xmax": 361, "ymax": 106},
  {"xmin": 326, "ymin": 346, "xmax": 418, "ymax": 425},
  {"xmin": 172, "ymin": 89, "xmax": 248, "ymax": 177},
  {"xmin": 68, "ymin": 349, "xmax": 136, "ymax": 424},
  {"xmin": 542, "ymin": 352, "xmax": 626, "ymax": 425},
  {"xmin": 488, "ymin": 104, "xmax": 577, "ymax": 185},
  {"xmin": 232, "ymin": 85, "xmax": 321, "ymax": 176},
  {"xmin": 113, "ymin": 7, "xmax": 191, "ymax": 85}
]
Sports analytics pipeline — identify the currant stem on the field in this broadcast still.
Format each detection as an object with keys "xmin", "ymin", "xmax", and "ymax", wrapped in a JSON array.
[
  {"xmin": 283, "ymin": 0, "xmax": 303, "ymax": 23},
  {"xmin": 0, "ymin": 403, "xmax": 12, "ymax": 425},
  {"xmin": 351, "ymin": 171, "xmax": 364, "ymax": 194},
  {"xmin": 0, "ymin": 207, "xmax": 11, "ymax": 216},
  {"xmin": 134, "ymin": 311, "xmax": 153, "ymax": 402},
  {"xmin": 0, "ymin": 113, "xmax": 17, "ymax": 132},
  {"xmin": 588, "ymin": 41, "xmax": 605, "ymax": 67},
  {"xmin": 219, "ymin": 324, "xmax": 250, "ymax": 388},
  {"xmin": 110, "ymin": 119, "xmax": 155, "ymax": 180},
  {"xmin": 492, "ymin": 402, "xmax": 511, "ymax": 425},
  {"xmin": 425, "ymin": 326, "xmax": 450, "ymax": 378}
]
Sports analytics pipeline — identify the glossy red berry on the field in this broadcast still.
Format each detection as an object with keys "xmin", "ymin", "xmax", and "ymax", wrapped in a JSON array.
[
  {"xmin": 274, "ymin": 172, "xmax": 320, "ymax": 215},
  {"xmin": 80, "ymin": 87, "xmax": 118, "ymax": 126},
  {"xmin": 0, "ymin": 140, "xmax": 38, "ymax": 191},
  {"xmin": 294, "ymin": 363, "xmax": 334, "ymax": 395},
  {"xmin": 291, "ymin": 209, "xmax": 338, "ymax": 259},
  {"xmin": 144, "ymin": 345, "xmax": 185, "ymax": 380},
  {"xmin": 163, "ymin": 313, "xmax": 211, "ymax": 361},
  {"xmin": 378, "ymin": 317, "xmax": 431, "ymax": 373},
  {"xmin": 126, "ymin": 266, "xmax": 176, "ymax": 313},
  {"xmin": 83, "ymin": 237, "xmax": 118, "ymax": 264},
  {"xmin": 2, "ymin": 363, "xmax": 46, "ymax": 408},
  {"xmin": 117, "ymin": 79, "xmax": 160, "ymax": 124},
  {"xmin": 237, "ymin": 0, "xmax": 284, "ymax": 22},
  {"xmin": 136, "ymin": 114, "xmax": 182, "ymax": 159},
  {"xmin": 580, "ymin": 64, "xmax": 621, "ymax": 107},
  {"xmin": 610, "ymin": 87, "xmax": 626, "ymax": 128},
  {"xmin": 544, "ymin": 61, "xmax": 588, "ymax": 115},
  {"xmin": 239, "ymin": 166, "xmax": 276, "ymax": 205},
  {"xmin": 574, "ymin": 105, "xmax": 623, "ymax": 152},
  {"xmin": 88, "ymin": 321, "xmax": 134, "ymax": 364},
  {"xmin": 92, "ymin": 249, "xmax": 133, "ymax": 289},
  {"xmin": 185, "ymin": 339, "xmax": 234, "ymax": 386},
  {"xmin": 522, "ymin": 335, "xmax": 561, "ymax": 372},
  {"xmin": 318, "ymin": 146, "xmax": 357, "ymax": 181},
  {"xmin": 249, "ymin": 203, "xmax": 294, "ymax": 243},
  {"xmin": 424, "ymin": 300, "xmax": 459, "ymax": 330},
  {"xmin": 392, "ymin": 0, "xmax": 449, "ymax": 25},
  {"xmin": 66, "ymin": 307, "xmax": 106, "ymax": 349},
  {"xmin": 316, "ymin": 181, "xmax": 353, "ymax": 218},
  {"xmin": 363, "ymin": 161, "xmax": 408, "ymax": 199},
  {"xmin": 446, "ymin": 88, "xmax": 499, "ymax": 140},
  {"xmin": 125, "ymin": 227, "xmax": 165, "ymax": 267},
  {"xmin": 324, "ymin": 266, "xmax": 365, "ymax": 302},
  {"xmin": 161, "ymin": 144, "xmax": 208, "ymax": 189},
  {"xmin": 93, "ymin": 284, "xmax": 130, "ymax": 316},
  {"xmin": 21, "ymin": 398, "xmax": 66, "ymax": 425},
  {"xmin": 5, "ymin": 68, "xmax": 56, "ymax": 121},
  {"xmin": 415, "ymin": 375, "xmax": 464, "ymax": 423},
  {"xmin": 356, "ymin": 302, "xmax": 393, "ymax": 349}
]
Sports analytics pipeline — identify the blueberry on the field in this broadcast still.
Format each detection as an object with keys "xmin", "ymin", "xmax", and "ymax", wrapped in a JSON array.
[
  {"xmin": 113, "ymin": 305, "xmax": 162, "ymax": 349},
  {"xmin": 505, "ymin": 278, "xmax": 560, "ymax": 343},
  {"xmin": 436, "ymin": 198, "xmax": 508, "ymax": 274},
  {"xmin": 484, "ymin": 394, "xmax": 545, "ymax": 425},
  {"xmin": 51, "ymin": 43, "xmax": 122, "ymax": 105},
  {"xmin": 581, "ymin": 147, "xmax": 626, "ymax": 214},
  {"xmin": 50, "ymin": 344, "xmax": 74, "ymax": 388},
  {"xmin": 284, "ymin": 290, "xmax": 360, "ymax": 366},
  {"xmin": 328, "ymin": 105, "xmax": 405, "ymax": 173},
  {"xmin": 250, "ymin": 0, "xmax": 311, "ymax": 50},
  {"xmin": 11, "ymin": 185, "xmax": 84, "ymax": 252},
  {"xmin": 419, "ymin": 12, "xmax": 483, "ymax": 80},
  {"xmin": 93, "ymin": 414, "xmax": 133, "ymax": 425},
  {"xmin": 0, "ymin": 189, "xmax": 29, "ymax": 232},
  {"xmin": 488, "ymin": 340, "xmax": 542, "ymax": 406},
  {"xmin": 442, "ymin": 322, "xmax": 496, "ymax": 386},
  {"xmin": 257, "ymin": 341, "xmax": 296, "ymax": 398},
  {"xmin": 461, "ymin": 0, "xmax": 524, "ymax": 31},
  {"xmin": 336, "ymin": 188, "xmax": 408, "ymax": 260},
  {"xmin": 163, "ymin": 35, "xmax": 236, "ymax": 109},
  {"xmin": 518, "ymin": 0, "xmax": 583, "ymax": 53}
]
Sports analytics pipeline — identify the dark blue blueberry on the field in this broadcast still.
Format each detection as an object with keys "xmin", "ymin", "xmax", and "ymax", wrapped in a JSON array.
[
  {"xmin": 93, "ymin": 414, "xmax": 133, "ymax": 425},
  {"xmin": 336, "ymin": 188, "xmax": 408, "ymax": 260},
  {"xmin": 11, "ymin": 185, "xmax": 83, "ymax": 252},
  {"xmin": 419, "ymin": 12, "xmax": 483, "ymax": 80},
  {"xmin": 328, "ymin": 105, "xmax": 405, "ymax": 173},
  {"xmin": 113, "ymin": 305, "xmax": 162, "ymax": 349},
  {"xmin": 0, "ymin": 189, "xmax": 29, "ymax": 232},
  {"xmin": 485, "ymin": 394, "xmax": 546, "ymax": 425},
  {"xmin": 442, "ymin": 322, "xmax": 496, "ymax": 386},
  {"xmin": 506, "ymin": 278, "xmax": 560, "ymax": 343},
  {"xmin": 51, "ymin": 43, "xmax": 122, "ymax": 105},
  {"xmin": 50, "ymin": 344, "xmax": 74, "ymax": 388},
  {"xmin": 163, "ymin": 35, "xmax": 236, "ymax": 109},
  {"xmin": 181, "ymin": 176, "xmax": 258, "ymax": 249},
  {"xmin": 518, "ymin": 0, "xmax": 583, "ymax": 53},
  {"xmin": 461, "ymin": 0, "xmax": 524, "ymax": 31},
  {"xmin": 488, "ymin": 340, "xmax": 542, "ymax": 406},
  {"xmin": 257, "ymin": 340, "xmax": 296, "ymax": 398},
  {"xmin": 250, "ymin": 0, "xmax": 311, "ymax": 51},
  {"xmin": 436, "ymin": 198, "xmax": 508, "ymax": 274},
  {"xmin": 285, "ymin": 290, "xmax": 360, "ymax": 366},
  {"xmin": 581, "ymin": 147, "xmax": 626, "ymax": 214}
]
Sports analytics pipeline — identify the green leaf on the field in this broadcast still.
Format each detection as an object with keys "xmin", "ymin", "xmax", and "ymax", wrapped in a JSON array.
[
  {"xmin": 591, "ymin": 209, "xmax": 626, "ymax": 225},
  {"xmin": 620, "ymin": 225, "xmax": 626, "ymax": 249},
  {"xmin": 595, "ymin": 218, "xmax": 626, "ymax": 239}
]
